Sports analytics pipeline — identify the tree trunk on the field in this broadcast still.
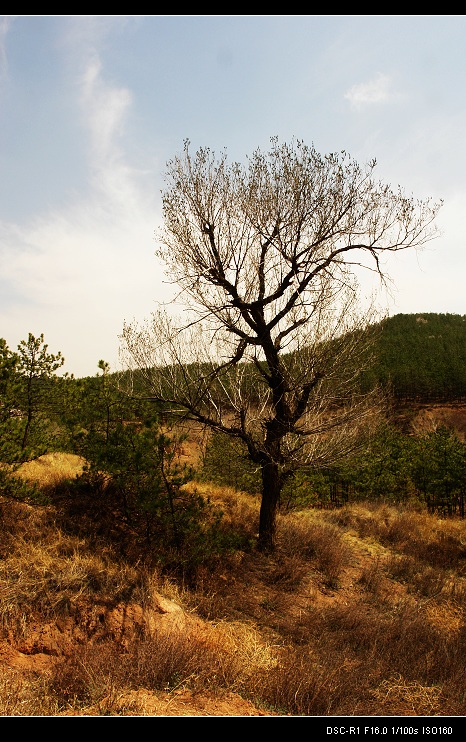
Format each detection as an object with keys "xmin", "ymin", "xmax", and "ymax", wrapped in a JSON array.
[
  {"xmin": 258, "ymin": 459, "xmax": 282, "ymax": 552},
  {"xmin": 21, "ymin": 410, "xmax": 32, "ymax": 451}
]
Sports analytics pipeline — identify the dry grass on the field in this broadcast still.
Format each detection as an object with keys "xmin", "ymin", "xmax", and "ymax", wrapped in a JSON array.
[
  {"xmin": 0, "ymin": 669, "xmax": 62, "ymax": 716},
  {"xmin": 369, "ymin": 674, "xmax": 444, "ymax": 716},
  {"xmin": 47, "ymin": 619, "xmax": 276, "ymax": 711},
  {"xmin": 2, "ymin": 456, "xmax": 466, "ymax": 716},
  {"xmin": 357, "ymin": 556, "xmax": 384, "ymax": 594},
  {"xmin": 276, "ymin": 511, "xmax": 353, "ymax": 587},
  {"xmin": 14, "ymin": 453, "xmax": 86, "ymax": 490}
]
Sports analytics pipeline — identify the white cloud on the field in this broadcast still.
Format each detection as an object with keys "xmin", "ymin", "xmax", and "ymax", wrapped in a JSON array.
[
  {"xmin": 80, "ymin": 56, "xmax": 132, "ymax": 162},
  {"xmin": 0, "ymin": 39, "xmax": 166, "ymax": 377},
  {"xmin": 344, "ymin": 73, "xmax": 397, "ymax": 108}
]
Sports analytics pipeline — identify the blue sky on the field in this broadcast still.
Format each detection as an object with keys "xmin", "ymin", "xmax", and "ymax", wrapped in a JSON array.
[{"xmin": 1, "ymin": 15, "xmax": 465, "ymax": 377}]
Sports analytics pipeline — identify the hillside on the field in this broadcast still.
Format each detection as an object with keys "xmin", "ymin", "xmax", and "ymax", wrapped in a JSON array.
[
  {"xmin": 366, "ymin": 312, "xmax": 466, "ymax": 402},
  {"xmin": 1, "ymin": 312, "xmax": 466, "ymax": 718},
  {"xmin": 111, "ymin": 313, "xmax": 466, "ymax": 417},
  {"xmin": 1, "ymin": 452, "xmax": 466, "ymax": 718}
]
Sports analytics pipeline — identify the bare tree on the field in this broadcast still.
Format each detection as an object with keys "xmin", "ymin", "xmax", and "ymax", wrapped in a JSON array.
[{"xmin": 121, "ymin": 138, "xmax": 441, "ymax": 551}]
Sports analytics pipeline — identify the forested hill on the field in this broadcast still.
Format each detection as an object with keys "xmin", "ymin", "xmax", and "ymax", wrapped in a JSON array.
[
  {"xmin": 365, "ymin": 313, "xmax": 466, "ymax": 402},
  {"xmin": 113, "ymin": 312, "xmax": 465, "ymax": 406}
]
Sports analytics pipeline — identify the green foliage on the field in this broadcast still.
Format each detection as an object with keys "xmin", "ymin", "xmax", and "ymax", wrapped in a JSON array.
[
  {"xmin": 0, "ymin": 466, "xmax": 41, "ymax": 503},
  {"xmin": 343, "ymin": 425, "xmax": 417, "ymax": 503},
  {"xmin": 410, "ymin": 426, "xmax": 466, "ymax": 504},
  {"xmin": 0, "ymin": 338, "xmax": 17, "ymax": 395},
  {"xmin": 200, "ymin": 432, "xmax": 261, "ymax": 494},
  {"xmin": 200, "ymin": 430, "xmax": 342, "ymax": 512},
  {"xmin": 200, "ymin": 418, "xmax": 466, "ymax": 515},
  {"xmin": 363, "ymin": 313, "xmax": 466, "ymax": 402},
  {"xmin": 280, "ymin": 470, "xmax": 334, "ymax": 510},
  {"xmin": 0, "ymin": 338, "xmax": 21, "ymax": 462},
  {"xmin": 219, "ymin": 421, "xmax": 463, "ymax": 514},
  {"xmin": 300, "ymin": 424, "xmax": 466, "ymax": 510},
  {"xmin": 0, "ymin": 333, "xmax": 66, "ymax": 462},
  {"xmin": 0, "ymin": 334, "xmax": 70, "ymax": 507},
  {"xmin": 72, "ymin": 362, "xmax": 225, "ymax": 567}
]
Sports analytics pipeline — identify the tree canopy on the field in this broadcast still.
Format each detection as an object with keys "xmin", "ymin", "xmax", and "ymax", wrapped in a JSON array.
[{"xmin": 121, "ymin": 138, "xmax": 441, "ymax": 550}]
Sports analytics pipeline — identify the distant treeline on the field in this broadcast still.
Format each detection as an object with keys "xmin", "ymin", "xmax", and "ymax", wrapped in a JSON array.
[
  {"xmin": 88, "ymin": 312, "xmax": 466, "ymax": 407},
  {"xmin": 361, "ymin": 313, "xmax": 466, "ymax": 403}
]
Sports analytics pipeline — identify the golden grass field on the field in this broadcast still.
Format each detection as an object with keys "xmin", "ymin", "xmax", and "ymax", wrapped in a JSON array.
[{"xmin": 1, "ymin": 450, "xmax": 466, "ymax": 717}]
